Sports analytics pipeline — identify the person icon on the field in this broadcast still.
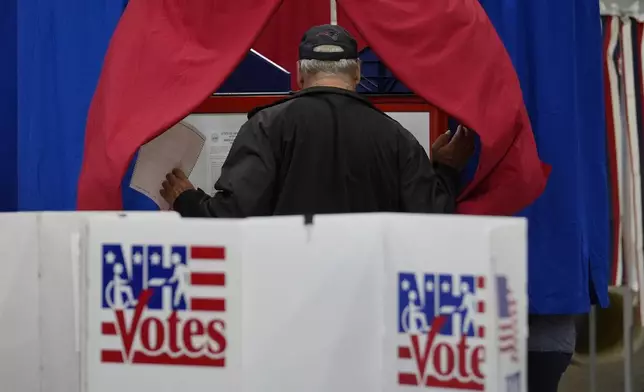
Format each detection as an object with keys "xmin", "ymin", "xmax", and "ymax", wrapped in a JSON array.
[
  {"xmin": 106, "ymin": 263, "xmax": 137, "ymax": 309},
  {"xmin": 404, "ymin": 291, "xmax": 429, "ymax": 333},
  {"xmin": 167, "ymin": 253, "xmax": 189, "ymax": 309},
  {"xmin": 458, "ymin": 282, "xmax": 476, "ymax": 334}
]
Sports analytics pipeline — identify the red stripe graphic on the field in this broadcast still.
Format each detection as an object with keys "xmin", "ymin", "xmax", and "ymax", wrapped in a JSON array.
[
  {"xmin": 191, "ymin": 298, "xmax": 226, "ymax": 312},
  {"xmin": 100, "ymin": 350, "xmax": 225, "ymax": 367},
  {"xmin": 398, "ymin": 372, "xmax": 418, "ymax": 386},
  {"xmin": 101, "ymin": 350, "xmax": 123, "ymax": 362},
  {"xmin": 399, "ymin": 370, "xmax": 485, "ymax": 390},
  {"xmin": 102, "ymin": 322, "xmax": 117, "ymax": 335},
  {"xmin": 190, "ymin": 272, "xmax": 226, "ymax": 286},
  {"xmin": 190, "ymin": 246, "xmax": 225, "ymax": 260},
  {"xmin": 426, "ymin": 376, "xmax": 484, "ymax": 390},
  {"xmin": 398, "ymin": 346, "xmax": 412, "ymax": 359}
]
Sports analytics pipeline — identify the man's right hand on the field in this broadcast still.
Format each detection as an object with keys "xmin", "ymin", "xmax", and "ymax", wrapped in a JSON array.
[{"xmin": 431, "ymin": 125, "xmax": 476, "ymax": 170}]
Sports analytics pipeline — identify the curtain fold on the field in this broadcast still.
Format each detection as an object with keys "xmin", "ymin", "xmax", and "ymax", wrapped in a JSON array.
[
  {"xmin": 16, "ymin": 0, "xmax": 127, "ymax": 210},
  {"xmin": 0, "ymin": 0, "xmax": 17, "ymax": 211}
]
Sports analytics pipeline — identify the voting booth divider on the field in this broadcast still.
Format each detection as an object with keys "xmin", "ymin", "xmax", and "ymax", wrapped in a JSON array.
[{"xmin": 0, "ymin": 212, "xmax": 526, "ymax": 392}]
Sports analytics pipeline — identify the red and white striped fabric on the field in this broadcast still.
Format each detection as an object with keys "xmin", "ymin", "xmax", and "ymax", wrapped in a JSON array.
[{"xmin": 602, "ymin": 15, "xmax": 644, "ymax": 296}]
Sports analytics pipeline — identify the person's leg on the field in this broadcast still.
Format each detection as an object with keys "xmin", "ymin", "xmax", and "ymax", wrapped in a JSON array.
[
  {"xmin": 527, "ymin": 351, "xmax": 573, "ymax": 392},
  {"xmin": 528, "ymin": 314, "xmax": 576, "ymax": 392}
]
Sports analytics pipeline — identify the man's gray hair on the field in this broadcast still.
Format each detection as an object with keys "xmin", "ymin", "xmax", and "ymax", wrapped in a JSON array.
[{"xmin": 298, "ymin": 44, "xmax": 360, "ymax": 77}]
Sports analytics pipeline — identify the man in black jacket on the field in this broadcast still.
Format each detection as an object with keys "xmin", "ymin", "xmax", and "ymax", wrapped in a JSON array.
[{"xmin": 160, "ymin": 24, "xmax": 474, "ymax": 217}]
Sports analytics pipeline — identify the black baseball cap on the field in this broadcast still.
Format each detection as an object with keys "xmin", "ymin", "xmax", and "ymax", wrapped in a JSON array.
[{"xmin": 299, "ymin": 24, "xmax": 358, "ymax": 61}]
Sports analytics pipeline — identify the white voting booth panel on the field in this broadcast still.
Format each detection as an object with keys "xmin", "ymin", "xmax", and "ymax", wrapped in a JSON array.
[
  {"xmin": 383, "ymin": 215, "xmax": 527, "ymax": 392},
  {"xmin": 240, "ymin": 215, "xmax": 385, "ymax": 392},
  {"xmin": 80, "ymin": 213, "xmax": 526, "ymax": 392},
  {"xmin": 83, "ymin": 217, "xmax": 242, "ymax": 392},
  {"xmin": 39, "ymin": 212, "xmax": 180, "ymax": 392},
  {"xmin": 0, "ymin": 212, "xmax": 525, "ymax": 392},
  {"xmin": 0, "ymin": 212, "xmax": 180, "ymax": 392},
  {"xmin": 185, "ymin": 112, "xmax": 431, "ymax": 193},
  {"xmin": 0, "ymin": 214, "xmax": 40, "ymax": 392}
]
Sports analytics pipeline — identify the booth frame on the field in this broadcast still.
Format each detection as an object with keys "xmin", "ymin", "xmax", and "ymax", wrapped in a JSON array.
[{"xmin": 195, "ymin": 95, "xmax": 447, "ymax": 146}]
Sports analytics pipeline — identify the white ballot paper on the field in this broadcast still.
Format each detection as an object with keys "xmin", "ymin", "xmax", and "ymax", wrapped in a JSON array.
[{"xmin": 129, "ymin": 121, "xmax": 206, "ymax": 209}]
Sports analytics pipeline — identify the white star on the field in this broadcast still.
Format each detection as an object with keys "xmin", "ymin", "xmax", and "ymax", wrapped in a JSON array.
[
  {"xmin": 401, "ymin": 280, "xmax": 410, "ymax": 291},
  {"xmin": 426, "ymin": 281, "xmax": 434, "ymax": 292},
  {"xmin": 150, "ymin": 253, "xmax": 161, "ymax": 266},
  {"xmin": 171, "ymin": 252, "xmax": 182, "ymax": 265},
  {"xmin": 408, "ymin": 291, "xmax": 417, "ymax": 301},
  {"xmin": 133, "ymin": 252, "xmax": 143, "ymax": 265},
  {"xmin": 105, "ymin": 251, "xmax": 116, "ymax": 264},
  {"xmin": 460, "ymin": 282, "xmax": 470, "ymax": 293},
  {"xmin": 441, "ymin": 281, "xmax": 451, "ymax": 293}
]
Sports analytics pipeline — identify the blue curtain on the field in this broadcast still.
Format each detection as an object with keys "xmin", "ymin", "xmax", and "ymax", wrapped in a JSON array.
[
  {"xmin": 15, "ymin": 0, "xmax": 127, "ymax": 211},
  {"xmin": 481, "ymin": 0, "xmax": 610, "ymax": 313},
  {"xmin": 0, "ymin": 0, "xmax": 17, "ymax": 212}
]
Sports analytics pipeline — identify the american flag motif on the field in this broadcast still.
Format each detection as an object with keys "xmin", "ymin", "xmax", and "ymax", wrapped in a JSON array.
[
  {"xmin": 99, "ymin": 244, "xmax": 227, "ymax": 366},
  {"xmin": 396, "ymin": 273, "xmax": 486, "ymax": 390},
  {"xmin": 496, "ymin": 276, "xmax": 519, "ymax": 362}
]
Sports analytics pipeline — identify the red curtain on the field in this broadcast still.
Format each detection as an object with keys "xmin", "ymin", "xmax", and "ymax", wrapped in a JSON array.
[
  {"xmin": 253, "ymin": 0, "xmax": 331, "ymax": 89},
  {"xmin": 337, "ymin": 7, "xmax": 368, "ymax": 50},
  {"xmin": 253, "ymin": 0, "xmax": 367, "ymax": 89},
  {"xmin": 337, "ymin": 0, "xmax": 549, "ymax": 215}
]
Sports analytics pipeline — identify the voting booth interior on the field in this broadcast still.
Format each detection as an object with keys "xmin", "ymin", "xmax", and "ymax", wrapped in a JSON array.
[
  {"xmin": 121, "ymin": 48, "xmax": 448, "ymax": 210},
  {"xmin": 0, "ymin": 211, "xmax": 527, "ymax": 392}
]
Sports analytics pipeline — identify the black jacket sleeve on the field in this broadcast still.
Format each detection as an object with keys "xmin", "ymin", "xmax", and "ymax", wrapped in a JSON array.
[
  {"xmin": 173, "ymin": 113, "xmax": 277, "ymax": 218},
  {"xmin": 398, "ymin": 129, "xmax": 460, "ymax": 214}
]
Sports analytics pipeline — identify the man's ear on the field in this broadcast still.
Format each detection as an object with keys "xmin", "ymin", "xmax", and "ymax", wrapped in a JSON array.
[
  {"xmin": 296, "ymin": 64, "xmax": 304, "ymax": 89},
  {"xmin": 354, "ymin": 62, "xmax": 362, "ymax": 85}
]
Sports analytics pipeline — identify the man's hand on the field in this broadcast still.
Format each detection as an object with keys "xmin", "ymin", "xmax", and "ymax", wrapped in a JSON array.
[
  {"xmin": 431, "ymin": 125, "xmax": 476, "ymax": 170},
  {"xmin": 160, "ymin": 168, "xmax": 195, "ymax": 207}
]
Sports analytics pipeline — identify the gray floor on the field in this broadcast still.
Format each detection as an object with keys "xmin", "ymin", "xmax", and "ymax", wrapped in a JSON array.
[{"xmin": 559, "ymin": 348, "xmax": 644, "ymax": 392}]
